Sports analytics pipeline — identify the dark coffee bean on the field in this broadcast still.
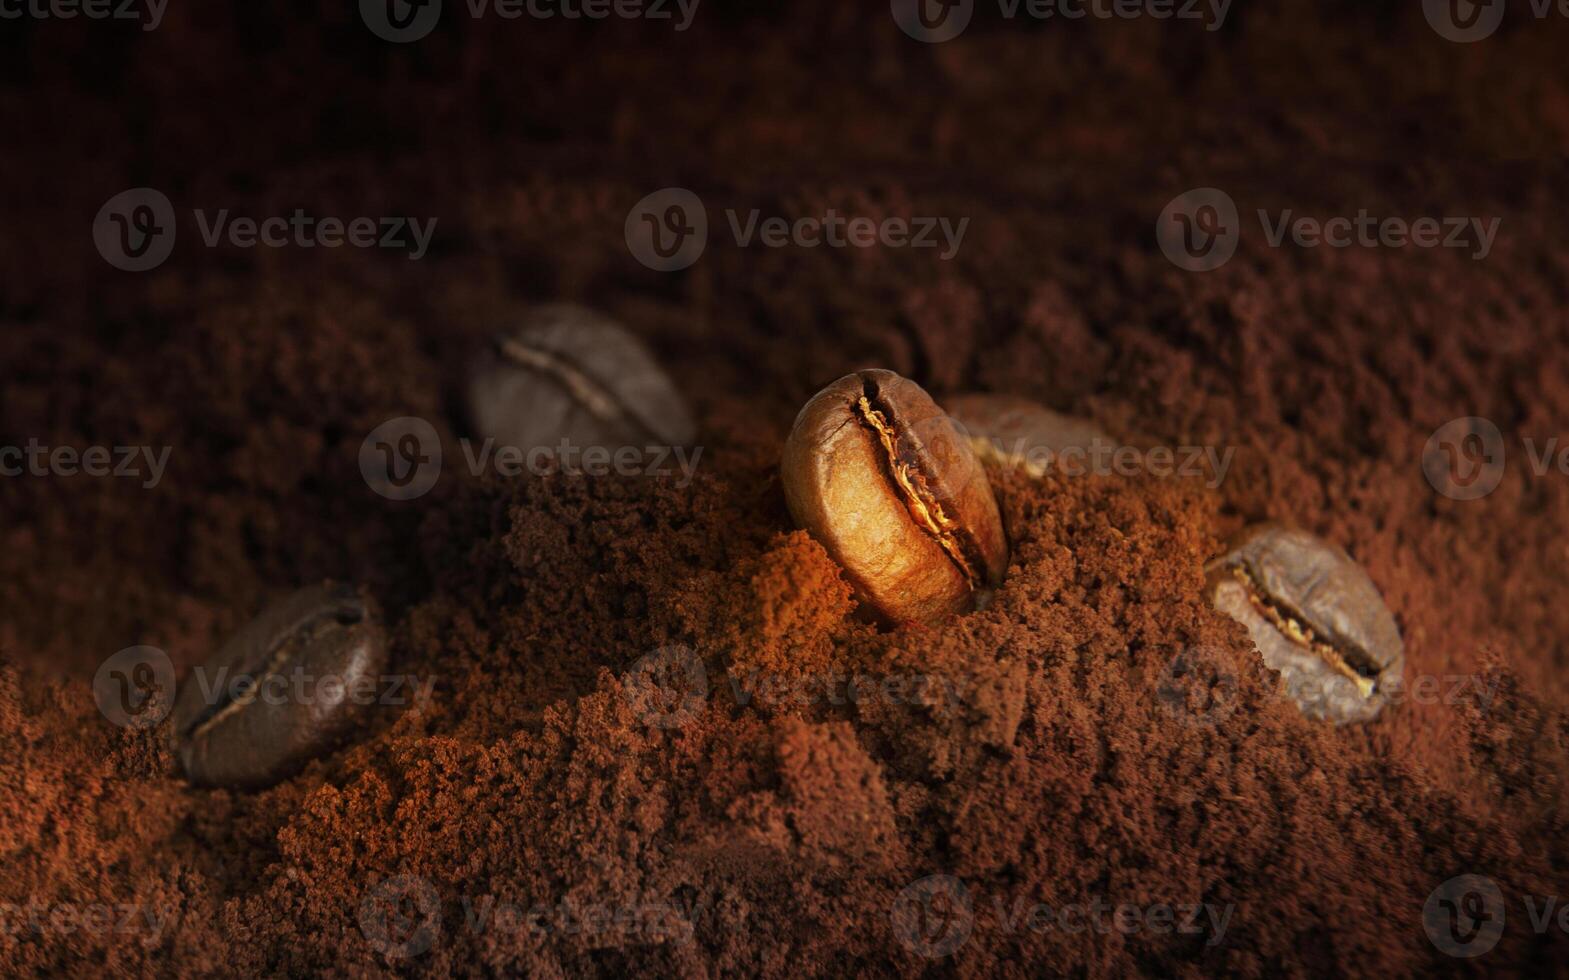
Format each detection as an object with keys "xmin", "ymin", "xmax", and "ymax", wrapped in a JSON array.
[
  {"xmin": 1205, "ymin": 524, "xmax": 1404, "ymax": 724},
  {"xmin": 945, "ymin": 393, "xmax": 1113, "ymax": 476},
  {"xmin": 467, "ymin": 304, "xmax": 695, "ymax": 454},
  {"xmin": 780, "ymin": 369, "xmax": 1009, "ymax": 625},
  {"xmin": 173, "ymin": 584, "xmax": 388, "ymax": 789}
]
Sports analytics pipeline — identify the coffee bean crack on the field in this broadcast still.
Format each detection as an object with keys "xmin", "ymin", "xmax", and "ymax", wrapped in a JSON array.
[
  {"xmin": 499, "ymin": 337, "xmax": 638, "ymax": 434},
  {"xmin": 179, "ymin": 605, "xmax": 364, "ymax": 739},
  {"xmin": 1230, "ymin": 566, "xmax": 1380, "ymax": 698},
  {"xmin": 855, "ymin": 383, "xmax": 984, "ymax": 591}
]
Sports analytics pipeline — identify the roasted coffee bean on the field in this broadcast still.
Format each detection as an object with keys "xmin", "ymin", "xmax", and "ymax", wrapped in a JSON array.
[
  {"xmin": 780, "ymin": 369, "xmax": 1008, "ymax": 625},
  {"xmin": 1205, "ymin": 524, "xmax": 1404, "ymax": 724},
  {"xmin": 173, "ymin": 584, "xmax": 388, "ymax": 789},
  {"xmin": 945, "ymin": 393, "xmax": 1113, "ymax": 476},
  {"xmin": 467, "ymin": 304, "xmax": 695, "ymax": 455}
]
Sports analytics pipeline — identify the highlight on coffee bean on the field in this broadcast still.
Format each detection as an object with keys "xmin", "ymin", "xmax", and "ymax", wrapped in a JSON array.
[{"xmin": 780, "ymin": 368, "xmax": 1008, "ymax": 626}]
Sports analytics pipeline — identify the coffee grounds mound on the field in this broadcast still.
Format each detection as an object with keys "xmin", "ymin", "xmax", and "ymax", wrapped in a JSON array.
[
  {"xmin": 3, "ymin": 3, "xmax": 1569, "ymax": 976},
  {"xmin": 5, "ymin": 431, "xmax": 1567, "ymax": 974}
]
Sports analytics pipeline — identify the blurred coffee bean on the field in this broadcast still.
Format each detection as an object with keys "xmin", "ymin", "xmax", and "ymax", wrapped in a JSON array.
[
  {"xmin": 173, "ymin": 584, "xmax": 388, "ymax": 789},
  {"xmin": 780, "ymin": 369, "xmax": 1008, "ymax": 626},
  {"xmin": 467, "ymin": 304, "xmax": 695, "ymax": 455},
  {"xmin": 945, "ymin": 393, "xmax": 1113, "ymax": 476},
  {"xmin": 1205, "ymin": 524, "xmax": 1404, "ymax": 724}
]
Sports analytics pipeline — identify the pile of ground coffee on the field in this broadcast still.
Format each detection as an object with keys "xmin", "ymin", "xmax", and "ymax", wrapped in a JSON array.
[{"xmin": 2, "ymin": 3, "xmax": 1566, "ymax": 975}]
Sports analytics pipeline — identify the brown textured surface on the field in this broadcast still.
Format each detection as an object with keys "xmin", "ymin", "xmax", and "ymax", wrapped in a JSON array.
[{"xmin": 3, "ymin": 3, "xmax": 1569, "ymax": 976}]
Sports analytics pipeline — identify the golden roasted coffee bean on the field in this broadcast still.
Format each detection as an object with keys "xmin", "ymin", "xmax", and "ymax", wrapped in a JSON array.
[{"xmin": 780, "ymin": 369, "xmax": 1008, "ymax": 626}]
